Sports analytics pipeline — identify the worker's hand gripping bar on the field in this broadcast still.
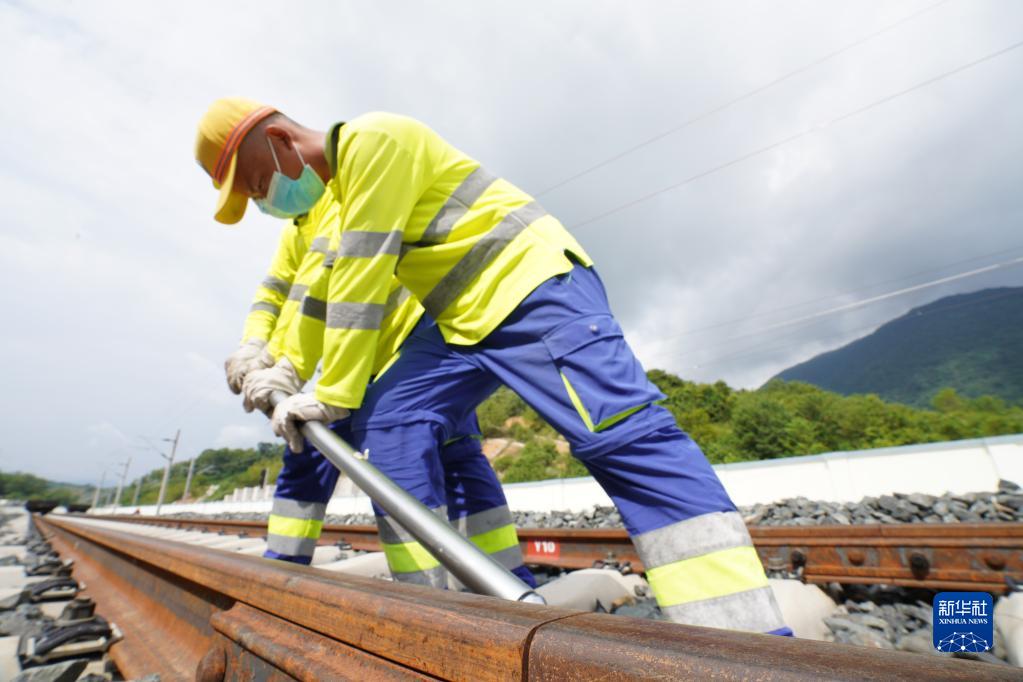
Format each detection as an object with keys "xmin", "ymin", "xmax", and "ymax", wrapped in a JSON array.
[{"xmin": 269, "ymin": 391, "xmax": 544, "ymax": 604}]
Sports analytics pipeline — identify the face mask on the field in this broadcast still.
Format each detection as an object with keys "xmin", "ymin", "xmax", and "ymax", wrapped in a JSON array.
[{"xmin": 254, "ymin": 137, "xmax": 326, "ymax": 218}]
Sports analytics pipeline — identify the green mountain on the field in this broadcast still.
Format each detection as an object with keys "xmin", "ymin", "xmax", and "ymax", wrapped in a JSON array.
[{"xmin": 772, "ymin": 287, "xmax": 1023, "ymax": 407}]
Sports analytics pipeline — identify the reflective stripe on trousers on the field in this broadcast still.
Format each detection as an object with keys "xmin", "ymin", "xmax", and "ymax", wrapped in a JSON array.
[
  {"xmin": 454, "ymin": 505, "xmax": 523, "ymax": 567},
  {"xmin": 632, "ymin": 511, "xmax": 787, "ymax": 632},
  {"xmin": 377, "ymin": 506, "xmax": 449, "ymax": 588},
  {"xmin": 378, "ymin": 503, "xmax": 525, "ymax": 589},
  {"xmin": 266, "ymin": 497, "xmax": 326, "ymax": 562},
  {"xmin": 447, "ymin": 504, "xmax": 525, "ymax": 590}
]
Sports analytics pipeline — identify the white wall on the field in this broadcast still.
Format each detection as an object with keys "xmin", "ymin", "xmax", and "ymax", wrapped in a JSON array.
[{"xmin": 95, "ymin": 433, "xmax": 1023, "ymax": 516}]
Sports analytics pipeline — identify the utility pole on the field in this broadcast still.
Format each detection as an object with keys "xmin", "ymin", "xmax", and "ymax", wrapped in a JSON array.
[
  {"xmin": 90, "ymin": 469, "xmax": 107, "ymax": 511},
  {"xmin": 113, "ymin": 456, "xmax": 131, "ymax": 510},
  {"xmin": 155, "ymin": 429, "xmax": 181, "ymax": 516},
  {"xmin": 182, "ymin": 458, "xmax": 196, "ymax": 501},
  {"xmin": 132, "ymin": 477, "xmax": 142, "ymax": 506}
]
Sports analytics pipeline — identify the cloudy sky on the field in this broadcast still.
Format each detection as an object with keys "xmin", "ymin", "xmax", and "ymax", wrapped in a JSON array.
[{"xmin": 1, "ymin": 0, "xmax": 1021, "ymax": 484}]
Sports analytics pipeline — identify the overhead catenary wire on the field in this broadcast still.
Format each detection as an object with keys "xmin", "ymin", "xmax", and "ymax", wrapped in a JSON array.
[
  {"xmin": 536, "ymin": 0, "xmax": 953, "ymax": 197},
  {"xmin": 644, "ymin": 242, "xmax": 1023, "ymax": 349},
  {"xmin": 670, "ymin": 286, "xmax": 1023, "ymax": 374},
  {"xmin": 568, "ymin": 38, "xmax": 1023, "ymax": 231},
  {"xmin": 641, "ymin": 256, "xmax": 1023, "ymax": 368},
  {"xmin": 143, "ymin": 387, "xmax": 217, "ymax": 437}
]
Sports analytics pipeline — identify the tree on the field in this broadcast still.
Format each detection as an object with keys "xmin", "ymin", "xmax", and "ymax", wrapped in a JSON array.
[
  {"xmin": 494, "ymin": 439, "xmax": 559, "ymax": 483},
  {"xmin": 730, "ymin": 394, "xmax": 796, "ymax": 459},
  {"xmin": 932, "ymin": 387, "xmax": 965, "ymax": 413}
]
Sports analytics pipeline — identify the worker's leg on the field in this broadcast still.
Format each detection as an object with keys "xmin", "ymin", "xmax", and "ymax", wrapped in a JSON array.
[
  {"xmin": 347, "ymin": 421, "xmax": 454, "ymax": 588},
  {"xmin": 468, "ymin": 264, "xmax": 790, "ymax": 634},
  {"xmin": 348, "ymin": 289, "xmax": 786, "ymax": 630},
  {"xmin": 348, "ymin": 321, "xmax": 503, "ymax": 588},
  {"xmin": 264, "ymin": 421, "xmax": 346, "ymax": 564},
  {"xmin": 441, "ymin": 414, "xmax": 535, "ymax": 588},
  {"xmin": 580, "ymin": 424, "xmax": 790, "ymax": 633}
]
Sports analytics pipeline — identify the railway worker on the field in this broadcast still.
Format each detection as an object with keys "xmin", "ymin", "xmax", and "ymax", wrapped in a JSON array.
[
  {"xmin": 194, "ymin": 98, "xmax": 791, "ymax": 635},
  {"xmin": 217, "ymin": 135, "xmax": 532, "ymax": 587}
]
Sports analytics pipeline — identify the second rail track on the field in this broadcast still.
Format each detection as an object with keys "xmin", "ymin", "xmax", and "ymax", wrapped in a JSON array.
[{"xmin": 96, "ymin": 514, "xmax": 1023, "ymax": 593}]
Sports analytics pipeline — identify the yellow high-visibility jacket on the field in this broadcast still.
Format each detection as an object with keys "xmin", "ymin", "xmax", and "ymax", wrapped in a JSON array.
[
  {"xmin": 278, "ymin": 230, "xmax": 424, "ymax": 379},
  {"xmin": 241, "ymin": 214, "xmax": 317, "ymax": 344},
  {"xmin": 261, "ymin": 193, "xmax": 425, "ymax": 381},
  {"xmin": 264, "ymin": 194, "xmax": 339, "ymax": 358},
  {"xmin": 314, "ymin": 112, "xmax": 591, "ymax": 409}
]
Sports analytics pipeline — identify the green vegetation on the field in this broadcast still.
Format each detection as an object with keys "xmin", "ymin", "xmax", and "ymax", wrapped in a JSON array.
[
  {"xmin": 480, "ymin": 373, "xmax": 1023, "ymax": 481},
  {"xmin": 492, "ymin": 439, "xmax": 588, "ymax": 483},
  {"xmin": 0, "ymin": 471, "xmax": 89, "ymax": 506},
  {"xmin": 110, "ymin": 347, "xmax": 1023, "ymax": 495},
  {"xmin": 122, "ymin": 442, "xmax": 285, "ymax": 506},
  {"xmin": 775, "ymin": 287, "xmax": 1023, "ymax": 407}
]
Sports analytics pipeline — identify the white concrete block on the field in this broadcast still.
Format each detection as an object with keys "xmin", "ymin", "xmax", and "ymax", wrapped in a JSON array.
[
  {"xmin": 207, "ymin": 538, "xmax": 267, "ymax": 552},
  {"xmin": 310, "ymin": 545, "xmax": 346, "ymax": 565},
  {"xmin": 236, "ymin": 543, "xmax": 270, "ymax": 556},
  {"xmin": 995, "ymin": 592, "xmax": 1023, "ymax": 666},
  {"xmin": 990, "ymin": 442, "xmax": 1023, "ymax": 487},
  {"xmin": 0, "ymin": 546, "xmax": 26, "ymax": 562},
  {"xmin": 768, "ymin": 579, "xmax": 837, "ymax": 641},
  {"xmin": 0, "ymin": 636, "xmax": 21, "ymax": 682},
  {"xmin": 315, "ymin": 552, "xmax": 390, "ymax": 578},
  {"xmin": 537, "ymin": 568, "xmax": 645, "ymax": 612}
]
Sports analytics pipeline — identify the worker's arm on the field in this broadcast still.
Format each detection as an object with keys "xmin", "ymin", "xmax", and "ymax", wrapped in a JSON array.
[
  {"xmin": 226, "ymin": 223, "xmax": 302, "ymax": 393},
  {"xmin": 314, "ymin": 129, "xmax": 425, "ymax": 409},
  {"xmin": 242, "ymin": 223, "xmax": 302, "ymax": 343},
  {"xmin": 266, "ymin": 199, "xmax": 333, "ymax": 360},
  {"xmin": 275, "ymin": 233, "xmax": 335, "ymax": 380}
]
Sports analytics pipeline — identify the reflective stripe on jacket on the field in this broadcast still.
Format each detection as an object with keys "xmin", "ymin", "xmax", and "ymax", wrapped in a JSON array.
[
  {"xmin": 315, "ymin": 112, "xmax": 592, "ymax": 408},
  {"xmin": 263, "ymin": 193, "xmax": 336, "ymax": 358},
  {"xmin": 283, "ymin": 267, "xmax": 424, "ymax": 381},
  {"xmin": 266, "ymin": 193, "xmax": 426, "ymax": 381},
  {"xmin": 241, "ymin": 216, "xmax": 313, "ymax": 343}
]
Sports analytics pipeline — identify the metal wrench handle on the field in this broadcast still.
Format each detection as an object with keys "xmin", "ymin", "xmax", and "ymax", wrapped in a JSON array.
[{"xmin": 270, "ymin": 390, "xmax": 544, "ymax": 604}]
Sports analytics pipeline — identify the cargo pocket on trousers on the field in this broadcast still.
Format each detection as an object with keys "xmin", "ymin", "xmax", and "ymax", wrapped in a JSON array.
[{"xmin": 541, "ymin": 314, "xmax": 665, "ymax": 432}]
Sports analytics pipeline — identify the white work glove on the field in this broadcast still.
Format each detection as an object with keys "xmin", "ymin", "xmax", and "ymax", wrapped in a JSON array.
[
  {"xmin": 241, "ymin": 356, "xmax": 305, "ymax": 414},
  {"xmin": 271, "ymin": 393, "xmax": 350, "ymax": 452},
  {"xmin": 224, "ymin": 339, "xmax": 273, "ymax": 394}
]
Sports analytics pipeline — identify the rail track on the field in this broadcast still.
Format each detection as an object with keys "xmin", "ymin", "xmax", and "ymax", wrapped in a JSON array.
[
  {"xmin": 96, "ymin": 515, "xmax": 1023, "ymax": 593},
  {"xmin": 33, "ymin": 514, "xmax": 1017, "ymax": 680}
]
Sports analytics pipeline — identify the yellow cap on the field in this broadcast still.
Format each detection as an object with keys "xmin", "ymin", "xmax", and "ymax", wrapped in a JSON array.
[{"xmin": 194, "ymin": 98, "xmax": 277, "ymax": 224}]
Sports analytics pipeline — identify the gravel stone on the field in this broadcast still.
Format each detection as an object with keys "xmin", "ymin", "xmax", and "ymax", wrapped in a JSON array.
[
  {"xmin": 166, "ymin": 481, "xmax": 1023, "ymax": 533},
  {"xmin": 611, "ymin": 597, "xmax": 664, "ymax": 620},
  {"xmin": 825, "ymin": 617, "xmax": 895, "ymax": 649},
  {"xmin": 999, "ymin": 479, "xmax": 1021, "ymax": 493},
  {"xmin": 896, "ymin": 631, "xmax": 938, "ymax": 655},
  {"xmin": 0, "ymin": 603, "xmax": 47, "ymax": 637},
  {"xmin": 907, "ymin": 493, "xmax": 936, "ymax": 508},
  {"xmin": 12, "ymin": 659, "xmax": 88, "ymax": 682}
]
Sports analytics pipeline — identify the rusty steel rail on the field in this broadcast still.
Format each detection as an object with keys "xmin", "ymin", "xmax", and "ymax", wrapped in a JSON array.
[
  {"xmin": 95, "ymin": 515, "xmax": 1023, "ymax": 593},
  {"xmin": 753, "ymin": 523, "xmax": 1023, "ymax": 593},
  {"xmin": 35, "ymin": 514, "xmax": 1014, "ymax": 680}
]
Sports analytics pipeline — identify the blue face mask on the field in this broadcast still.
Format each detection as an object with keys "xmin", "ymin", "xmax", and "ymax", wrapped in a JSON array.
[{"xmin": 254, "ymin": 137, "xmax": 326, "ymax": 218}]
